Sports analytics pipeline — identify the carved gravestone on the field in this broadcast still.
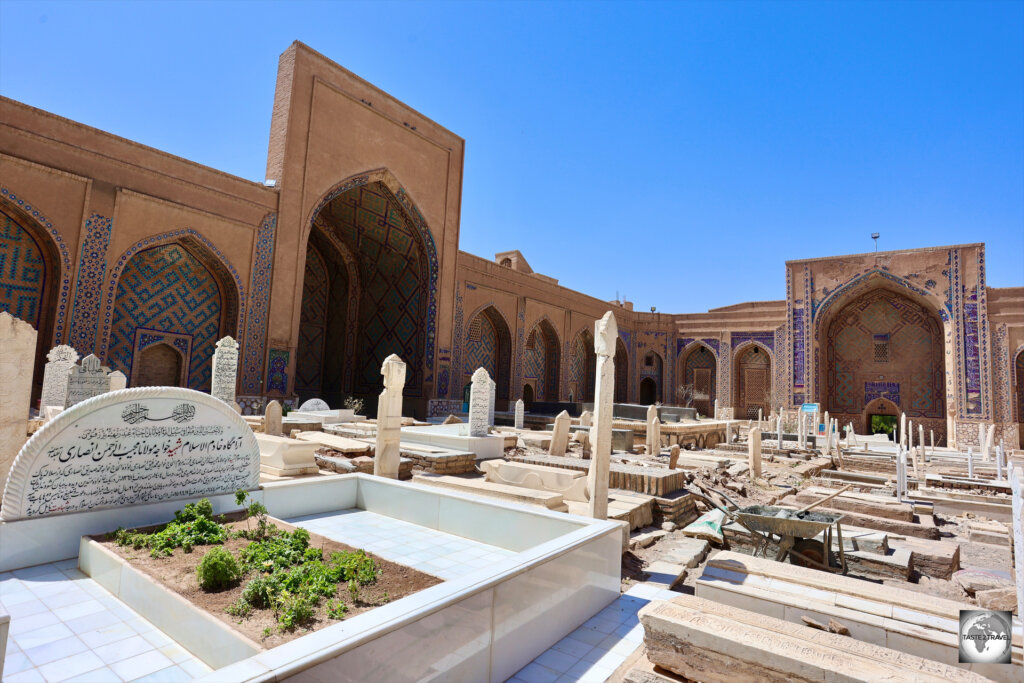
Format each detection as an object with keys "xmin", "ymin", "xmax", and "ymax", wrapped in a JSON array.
[
  {"xmin": 300, "ymin": 398, "xmax": 330, "ymax": 411},
  {"xmin": 210, "ymin": 336, "xmax": 239, "ymax": 406},
  {"xmin": 0, "ymin": 386, "xmax": 260, "ymax": 521},
  {"xmin": 748, "ymin": 427, "xmax": 762, "ymax": 478},
  {"xmin": 469, "ymin": 368, "xmax": 491, "ymax": 438},
  {"xmin": 374, "ymin": 354, "xmax": 406, "ymax": 479},
  {"xmin": 264, "ymin": 400, "xmax": 283, "ymax": 437},
  {"xmin": 108, "ymin": 371, "xmax": 127, "ymax": 392},
  {"xmin": 488, "ymin": 379, "xmax": 496, "ymax": 427},
  {"xmin": 579, "ymin": 410, "xmax": 593, "ymax": 427},
  {"xmin": 549, "ymin": 410, "xmax": 571, "ymax": 457},
  {"xmin": 40, "ymin": 344, "xmax": 79, "ymax": 409},
  {"xmin": 587, "ymin": 311, "xmax": 617, "ymax": 519},
  {"xmin": 65, "ymin": 354, "xmax": 111, "ymax": 409},
  {"xmin": 514, "ymin": 399, "xmax": 524, "ymax": 430},
  {"xmin": 1010, "ymin": 466, "xmax": 1024, "ymax": 627},
  {"xmin": 669, "ymin": 444, "xmax": 680, "ymax": 470}
]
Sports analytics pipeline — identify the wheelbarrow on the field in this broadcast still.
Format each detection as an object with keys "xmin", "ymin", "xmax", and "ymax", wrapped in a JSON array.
[{"xmin": 685, "ymin": 487, "xmax": 848, "ymax": 573}]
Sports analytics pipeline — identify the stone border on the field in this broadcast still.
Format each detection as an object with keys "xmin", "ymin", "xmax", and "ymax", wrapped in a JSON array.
[{"xmin": 1, "ymin": 387, "xmax": 260, "ymax": 521}]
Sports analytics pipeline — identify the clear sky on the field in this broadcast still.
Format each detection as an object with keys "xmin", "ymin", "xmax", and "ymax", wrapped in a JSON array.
[{"xmin": 1, "ymin": 0, "xmax": 1021, "ymax": 312}]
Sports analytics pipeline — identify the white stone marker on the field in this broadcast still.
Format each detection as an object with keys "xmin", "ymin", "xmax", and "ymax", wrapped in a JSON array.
[
  {"xmin": 211, "ymin": 336, "xmax": 239, "ymax": 405},
  {"xmin": 514, "ymin": 398, "xmax": 525, "ymax": 430},
  {"xmin": 264, "ymin": 400, "xmax": 283, "ymax": 437},
  {"xmin": 757, "ymin": 408, "xmax": 763, "ymax": 425},
  {"xmin": 1009, "ymin": 466, "xmax": 1024, "ymax": 632},
  {"xmin": 550, "ymin": 410, "xmax": 571, "ymax": 457},
  {"xmin": 900, "ymin": 413, "xmax": 907, "ymax": 448},
  {"xmin": 107, "ymin": 370, "xmax": 127, "ymax": 392},
  {"xmin": 714, "ymin": 399, "xmax": 719, "ymax": 420},
  {"xmin": 996, "ymin": 444, "xmax": 1003, "ymax": 481},
  {"xmin": 1, "ymin": 386, "xmax": 260, "ymax": 521},
  {"xmin": 299, "ymin": 398, "xmax": 330, "ymax": 411},
  {"xmin": 646, "ymin": 405, "xmax": 658, "ymax": 454},
  {"xmin": 896, "ymin": 449, "xmax": 907, "ymax": 502},
  {"xmin": 908, "ymin": 420, "xmax": 914, "ymax": 453},
  {"xmin": 65, "ymin": 354, "xmax": 110, "ymax": 408},
  {"xmin": 40, "ymin": 344, "xmax": 79, "ymax": 410},
  {"xmin": 669, "ymin": 444, "xmax": 680, "ymax": 470},
  {"xmin": 587, "ymin": 311, "xmax": 617, "ymax": 519},
  {"xmin": 648, "ymin": 417, "xmax": 662, "ymax": 455},
  {"xmin": 978, "ymin": 423, "xmax": 988, "ymax": 460},
  {"xmin": 373, "ymin": 354, "xmax": 406, "ymax": 479},
  {"xmin": 580, "ymin": 410, "xmax": 593, "ymax": 427},
  {"xmin": 984, "ymin": 424, "xmax": 995, "ymax": 462},
  {"xmin": 468, "ymin": 367, "xmax": 491, "ymax": 438},
  {"xmin": 725, "ymin": 420, "xmax": 733, "ymax": 444},
  {"xmin": 488, "ymin": 378, "xmax": 496, "ymax": 427},
  {"xmin": 967, "ymin": 447, "xmax": 974, "ymax": 479},
  {"xmin": 918, "ymin": 425, "xmax": 924, "ymax": 459},
  {"xmin": 0, "ymin": 312, "xmax": 36, "ymax": 485},
  {"xmin": 748, "ymin": 427, "xmax": 762, "ymax": 478},
  {"xmin": 776, "ymin": 416, "xmax": 783, "ymax": 448},
  {"xmin": 929, "ymin": 429, "xmax": 934, "ymax": 453}
]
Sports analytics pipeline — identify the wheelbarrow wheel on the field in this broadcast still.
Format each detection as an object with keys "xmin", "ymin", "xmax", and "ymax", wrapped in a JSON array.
[{"xmin": 789, "ymin": 539, "xmax": 827, "ymax": 569}]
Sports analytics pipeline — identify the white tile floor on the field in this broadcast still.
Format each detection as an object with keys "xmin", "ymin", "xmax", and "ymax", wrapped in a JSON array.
[
  {"xmin": 1, "ymin": 560, "xmax": 212, "ymax": 682},
  {"xmin": 506, "ymin": 583, "xmax": 677, "ymax": 683},
  {"xmin": 286, "ymin": 509, "xmax": 516, "ymax": 580}
]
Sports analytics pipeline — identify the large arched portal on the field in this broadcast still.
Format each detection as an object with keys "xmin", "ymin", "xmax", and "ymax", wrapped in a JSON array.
[
  {"xmin": 109, "ymin": 239, "xmax": 239, "ymax": 391},
  {"xmin": 568, "ymin": 328, "xmax": 596, "ymax": 403},
  {"xmin": 680, "ymin": 344, "xmax": 717, "ymax": 416},
  {"xmin": 300, "ymin": 177, "xmax": 436, "ymax": 405},
  {"xmin": 733, "ymin": 345, "xmax": 771, "ymax": 419},
  {"xmin": 0, "ymin": 205, "xmax": 61, "ymax": 403},
  {"xmin": 463, "ymin": 306, "xmax": 512, "ymax": 405},
  {"xmin": 524, "ymin": 319, "xmax": 559, "ymax": 401},
  {"xmin": 822, "ymin": 287, "xmax": 945, "ymax": 440}
]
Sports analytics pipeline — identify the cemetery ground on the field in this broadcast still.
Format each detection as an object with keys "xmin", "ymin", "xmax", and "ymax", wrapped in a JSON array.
[{"xmin": 95, "ymin": 495, "xmax": 440, "ymax": 648}]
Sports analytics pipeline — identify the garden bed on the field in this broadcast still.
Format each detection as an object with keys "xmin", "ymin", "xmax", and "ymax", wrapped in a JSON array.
[{"xmin": 94, "ymin": 497, "xmax": 441, "ymax": 649}]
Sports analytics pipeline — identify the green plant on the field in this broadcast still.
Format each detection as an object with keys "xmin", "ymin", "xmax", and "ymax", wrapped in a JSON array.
[
  {"xmin": 326, "ymin": 599, "xmax": 348, "ymax": 619},
  {"xmin": 235, "ymin": 489, "xmax": 272, "ymax": 539},
  {"xmin": 347, "ymin": 578, "xmax": 360, "ymax": 603},
  {"xmin": 114, "ymin": 498, "xmax": 227, "ymax": 557},
  {"xmin": 262, "ymin": 627, "xmax": 271, "ymax": 638},
  {"xmin": 226, "ymin": 598, "xmax": 252, "ymax": 619},
  {"xmin": 277, "ymin": 592, "xmax": 314, "ymax": 631},
  {"xmin": 196, "ymin": 547, "xmax": 242, "ymax": 591}
]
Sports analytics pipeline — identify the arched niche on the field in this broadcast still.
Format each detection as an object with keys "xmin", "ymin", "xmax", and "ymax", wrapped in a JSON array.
[
  {"xmin": 640, "ymin": 351, "xmax": 663, "ymax": 403},
  {"xmin": 733, "ymin": 343, "xmax": 772, "ymax": 419},
  {"xmin": 132, "ymin": 342, "xmax": 186, "ymax": 387},
  {"xmin": 679, "ymin": 343, "xmax": 717, "ymax": 416},
  {"xmin": 568, "ymin": 328, "xmax": 597, "ymax": 403},
  {"xmin": 463, "ymin": 305, "xmax": 512, "ymax": 404},
  {"xmin": 524, "ymin": 318, "xmax": 560, "ymax": 401},
  {"xmin": 615, "ymin": 338, "xmax": 629, "ymax": 403}
]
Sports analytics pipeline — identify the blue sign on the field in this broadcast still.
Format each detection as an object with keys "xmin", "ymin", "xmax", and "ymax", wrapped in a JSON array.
[{"xmin": 800, "ymin": 403, "xmax": 820, "ymax": 413}]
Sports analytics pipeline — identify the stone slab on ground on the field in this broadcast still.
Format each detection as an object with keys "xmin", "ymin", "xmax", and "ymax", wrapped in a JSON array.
[
  {"xmin": 805, "ymin": 504, "xmax": 940, "ymax": 540},
  {"xmin": 659, "ymin": 537, "xmax": 710, "ymax": 568},
  {"xmin": 412, "ymin": 473, "xmax": 568, "ymax": 511},
  {"xmin": 293, "ymin": 430, "xmax": 371, "ymax": 453},
  {"xmin": 629, "ymin": 529, "xmax": 667, "ymax": 549},
  {"xmin": 887, "ymin": 535, "xmax": 960, "ymax": 579},
  {"xmin": 513, "ymin": 453, "xmax": 690, "ymax": 496},
  {"xmin": 977, "ymin": 586, "xmax": 1017, "ymax": 613},
  {"xmin": 639, "ymin": 594, "xmax": 987, "ymax": 683},
  {"xmin": 643, "ymin": 561, "xmax": 686, "ymax": 590},
  {"xmin": 794, "ymin": 486, "xmax": 914, "ymax": 521}
]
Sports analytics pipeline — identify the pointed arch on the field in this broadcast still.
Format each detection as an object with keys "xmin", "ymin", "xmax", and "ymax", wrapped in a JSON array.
[
  {"xmin": 640, "ymin": 350, "xmax": 663, "ymax": 403},
  {"xmin": 679, "ymin": 342, "xmax": 717, "ymax": 415},
  {"xmin": 615, "ymin": 337, "xmax": 629, "ymax": 403},
  {"xmin": 524, "ymin": 317, "xmax": 560, "ymax": 401},
  {"xmin": 103, "ymin": 232, "xmax": 243, "ymax": 392},
  {"xmin": 300, "ymin": 168, "xmax": 439, "ymax": 398},
  {"xmin": 568, "ymin": 327, "xmax": 597, "ymax": 402},
  {"xmin": 463, "ymin": 304, "xmax": 513, "ymax": 402},
  {"xmin": 733, "ymin": 342, "xmax": 772, "ymax": 419}
]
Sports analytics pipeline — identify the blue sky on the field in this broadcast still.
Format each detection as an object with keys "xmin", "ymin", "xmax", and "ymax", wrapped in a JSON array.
[{"xmin": 1, "ymin": 0, "xmax": 1021, "ymax": 311}]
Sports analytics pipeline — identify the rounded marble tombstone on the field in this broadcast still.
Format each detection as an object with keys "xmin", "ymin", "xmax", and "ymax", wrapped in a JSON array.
[
  {"xmin": 299, "ymin": 398, "xmax": 330, "ymax": 411},
  {"xmin": 1, "ymin": 387, "xmax": 260, "ymax": 521}
]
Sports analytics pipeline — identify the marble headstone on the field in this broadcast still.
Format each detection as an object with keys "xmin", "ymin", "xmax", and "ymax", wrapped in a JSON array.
[
  {"xmin": 65, "ymin": 354, "xmax": 110, "ymax": 409},
  {"xmin": 108, "ymin": 371, "xmax": 127, "ymax": 392},
  {"xmin": 468, "ymin": 368, "xmax": 491, "ymax": 438},
  {"xmin": 211, "ymin": 336, "xmax": 239, "ymax": 405},
  {"xmin": 40, "ymin": 345, "xmax": 79, "ymax": 410},
  {"xmin": 587, "ymin": 312, "xmax": 617, "ymax": 519},
  {"xmin": 0, "ymin": 386, "xmax": 260, "ymax": 521},
  {"xmin": 373, "ymin": 354, "xmax": 406, "ymax": 479},
  {"xmin": 514, "ymin": 399, "xmax": 524, "ymax": 430},
  {"xmin": 300, "ymin": 398, "xmax": 330, "ymax": 412},
  {"xmin": 0, "ymin": 312, "xmax": 36, "ymax": 487},
  {"xmin": 264, "ymin": 400, "xmax": 283, "ymax": 437}
]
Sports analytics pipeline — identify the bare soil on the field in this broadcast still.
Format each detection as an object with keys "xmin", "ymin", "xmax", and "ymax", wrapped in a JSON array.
[{"xmin": 96, "ymin": 515, "xmax": 442, "ymax": 649}]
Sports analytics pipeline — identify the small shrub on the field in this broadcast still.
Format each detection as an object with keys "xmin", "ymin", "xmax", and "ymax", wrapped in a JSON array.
[
  {"xmin": 347, "ymin": 578, "xmax": 360, "ymax": 603},
  {"xmin": 278, "ymin": 592, "xmax": 315, "ymax": 631},
  {"xmin": 114, "ymin": 499, "xmax": 227, "ymax": 557},
  {"xmin": 242, "ymin": 576, "xmax": 274, "ymax": 609},
  {"xmin": 326, "ymin": 599, "xmax": 348, "ymax": 619},
  {"xmin": 226, "ymin": 598, "xmax": 252, "ymax": 618},
  {"xmin": 196, "ymin": 547, "xmax": 242, "ymax": 591}
]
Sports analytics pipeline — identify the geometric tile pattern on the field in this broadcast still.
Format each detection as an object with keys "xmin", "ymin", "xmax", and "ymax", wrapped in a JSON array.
[
  {"xmin": 241, "ymin": 212, "xmax": 276, "ymax": 393},
  {"xmin": 0, "ymin": 187, "xmax": 73, "ymax": 345},
  {"xmin": 68, "ymin": 213, "xmax": 113, "ymax": 353},
  {"xmin": 826, "ymin": 287, "xmax": 944, "ymax": 419},
  {"xmin": 309, "ymin": 171, "xmax": 440, "ymax": 397},
  {"xmin": 108, "ymin": 244, "xmax": 223, "ymax": 390},
  {"xmin": 463, "ymin": 306, "xmax": 511, "ymax": 400},
  {"xmin": 317, "ymin": 183, "xmax": 430, "ymax": 396},
  {"xmin": 267, "ymin": 347, "xmax": 289, "ymax": 394},
  {"xmin": 680, "ymin": 343, "xmax": 716, "ymax": 415},
  {"xmin": 296, "ymin": 243, "xmax": 328, "ymax": 396},
  {"xmin": 0, "ymin": 209, "xmax": 47, "ymax": 327},
  {"xmin": 734, "ymin": 345, "xmax": 770, "ymax": 418},
  {"xmin": 568, "ymin": 329, "xmax": 595, "ymax": 403},
  {"xmin": 524, "ymin": 319, "xmax": 559, "ymax": 401}
]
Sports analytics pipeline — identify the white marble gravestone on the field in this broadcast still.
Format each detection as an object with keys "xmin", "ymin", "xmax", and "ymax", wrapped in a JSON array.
[
  {"xmin": 299, "ymin": 398, "xmax": 330, "ymax": 412},
  {"xmin": 65, "ymin": 354, "xmax": 111, "ymax": 409},
  {"xmin": 0, "ymin": 387, "xmax": 260, "ymax": 521},
  {"xmin": 468, "ymin": 368, "xmax": 491, "ymax": 438},
  {"xmin": 40, "ymin": 344, "xmax": 79, "ymax": 410},
  {"xmin": 549, "ymin": 410, "xmax": 570, "ymax": 457},
  {"xmin": 210, "ymin": 336, "xmax": 239, "ymax": 405},
  {"xmin": 587, "ymin": 311, "xmax": 617, "ymax": 519},
  {"xmin": 488, "ymin": 378, "xmax": 496, "ymax": 427},
  {"xmin": 108, "ymin": 371, "xmax": 127, "ymax": 393},
  {"xmin": 896, "ymin": 449, "xmax": 907, "ymax": 502},
  {"xmin": 264, "ymin": 400, "xmax": 283, "ymax": 437},
  {"xmin": 374, "ymin": 354, "xmax": 406, "ymax": 479},
  {"xmin": 748, "ymin": 427, "xmax": 762, "ymax": 478},
  {"xmin": 0, "ymin": 312, "xmax": 36, "ymax": 486},
  {"xmin": 514, "ymin": 399, "xmax": 524, "ymax": 430},
  {"xmin": 1010, "ymin": 466, "xmax": 1024, "ymax": 629}
]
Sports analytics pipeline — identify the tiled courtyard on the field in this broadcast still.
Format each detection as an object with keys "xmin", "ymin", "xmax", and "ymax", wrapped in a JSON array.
[
  {"xmin": 1, "ymin": 560, "xmax": 211, "ymax": 682},
  {"xmin": 285, "ymin": 509, "xmax": 516, "ymax": 580}
]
